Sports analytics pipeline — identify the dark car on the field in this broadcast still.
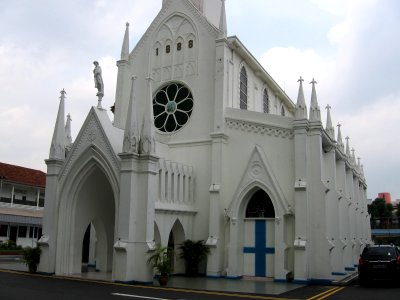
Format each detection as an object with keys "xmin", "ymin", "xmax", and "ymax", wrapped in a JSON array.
[{"xmin": 358, "ymin": 244, "xmax": 400, "ymax": 285}]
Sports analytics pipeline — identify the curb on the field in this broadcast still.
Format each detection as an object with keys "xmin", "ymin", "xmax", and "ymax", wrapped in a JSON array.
[{"xmin": 332, "ymin": 272, "xmax": 358, "ymax": 286}]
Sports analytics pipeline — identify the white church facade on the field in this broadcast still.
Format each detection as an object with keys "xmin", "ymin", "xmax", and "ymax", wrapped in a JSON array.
[{"xmin": 38, "ymin": 0, "xmax": 371, "ymax": 284}]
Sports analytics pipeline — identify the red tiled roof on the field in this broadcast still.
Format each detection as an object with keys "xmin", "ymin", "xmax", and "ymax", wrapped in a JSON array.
[{"xmin": 0, "ymin": 162, "xmax": 46, "ymax": 187}]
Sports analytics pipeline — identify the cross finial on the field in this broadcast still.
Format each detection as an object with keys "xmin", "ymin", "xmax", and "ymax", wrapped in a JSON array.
[
  {"xmin": 346, "ymin": 136, "xmax": 350, "ymax": 142},
  {"xmin": 326, "ymin": 104, "xmax": 331, "ymax": 111},
  {"xmin": 126, "ymin": 22, "xmax": 129, "ymax": 27},
  {"xmin": 298, "ymin": 76, "xmax": 304, "ymax": 83},
  {"xmin": 337, "ymin": 123, "xmax": 341, "ymax": 129},
  {"xmin": 310, "ymin": 78, "xmax": 317, "ymax": 85},
  {"xmin": 60, "ymin": 89, "xmax": 67, "ymax": 100}
]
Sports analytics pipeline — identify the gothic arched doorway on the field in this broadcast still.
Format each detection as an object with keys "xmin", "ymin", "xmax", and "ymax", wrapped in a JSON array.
[
  {"xmin": 62, "ymin": 164, "xmax": 116, "ymax": 275},
  {"xmin": 243, "ymin": 189, "xmax": 275, "ymax": 277}
]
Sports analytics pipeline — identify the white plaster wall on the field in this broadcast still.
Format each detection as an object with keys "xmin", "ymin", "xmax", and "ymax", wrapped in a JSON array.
[
  {"xmin": 229, "ymin": 52, "xmax": 293, "ymax": 117},
  {"xmin": 223, "ymin": 111, "xmax": 295, "ymax": 213}
]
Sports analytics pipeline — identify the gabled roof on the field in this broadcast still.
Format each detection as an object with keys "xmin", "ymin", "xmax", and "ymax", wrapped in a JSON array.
[
  {"xmin": 227, "ymin": 36, "xmax": 296, "ymax": 112},
  {"xmin": 0, "ymin": 162, "xmax": 46, "ymax": 187}
]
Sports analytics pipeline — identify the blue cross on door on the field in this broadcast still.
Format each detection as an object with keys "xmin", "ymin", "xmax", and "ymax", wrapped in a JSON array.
[{"xmin": 243, "ymin": 219, "xmax": 275, "ymax": 277}]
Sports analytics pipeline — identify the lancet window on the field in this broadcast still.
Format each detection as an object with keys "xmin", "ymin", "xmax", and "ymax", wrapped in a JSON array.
[
  {"xmin": 263, "ymin": 88, "xmax": 269, "ymax": 113},
  {"xmin": 240, "ymin": 66, "xmax": 248, "ymax": 110}
]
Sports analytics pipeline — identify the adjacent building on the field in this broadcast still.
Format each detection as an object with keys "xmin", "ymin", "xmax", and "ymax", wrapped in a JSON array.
[{"xmin": 0, "ymin": 162, "xmax": 45, "ymax": 247}]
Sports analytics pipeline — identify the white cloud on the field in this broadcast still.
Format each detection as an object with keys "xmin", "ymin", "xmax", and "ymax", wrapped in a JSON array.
[
  {"xmin": 260, "ymin": 46, "xmax": 335, "ymax": 105},
  {"xmin": 258, "ymin": 0, "xmax": 400, "ymax": 199},
  {"xmin": 311, "ymin": 0, "xmax": 351, "ymax": 16},
  {"xmin": 1, "ymin": 0, "xmax": 399, "ymax": 200},
  {"xmin": 338, "ymin": 92, "xmax": 400, "ymax": 198}
]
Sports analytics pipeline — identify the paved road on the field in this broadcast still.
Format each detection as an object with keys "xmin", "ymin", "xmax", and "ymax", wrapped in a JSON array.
[
  {"xmin": 0, "ymin": 270, "xmax": 399, "ymax": 300},
  {"xmin": 280, "ymin": 280, "xmax": 400, "ymax": 300},
  {"xmin": 0, "ymin": 270, "xmax": 293, "ymax": 300},
  {"xmin": 320, "ymin": 281, "xmax": 400, "ymax": 300}
]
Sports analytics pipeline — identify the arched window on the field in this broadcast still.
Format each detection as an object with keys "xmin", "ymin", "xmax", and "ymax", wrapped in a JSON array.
[
  {"xmin": 263, "ymin": 88, "xmax": 269, "ymax": 113},
  {"xmin": 240, "ymin": 66, "xmax": 248, "ymax": 109},
  {"xmin": 281, "ymin": 105, "xmax": 285, "ymax": 116},
  {"xmin": 245, "ymin": 190, "xmax": 275, "ymax": 218}
]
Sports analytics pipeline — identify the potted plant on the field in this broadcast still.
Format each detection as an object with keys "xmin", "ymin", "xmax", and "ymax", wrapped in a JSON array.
[
  {"xmin": 178, "ymin": 239, "xmax": 210, "ymax": 277},
  {"xmin": 147, "ymin": 244, "xmax": 174, "ymax": 286},
  {"xmin": 22, "ymin": 246, "xmax": 41, "ymax": 273}
]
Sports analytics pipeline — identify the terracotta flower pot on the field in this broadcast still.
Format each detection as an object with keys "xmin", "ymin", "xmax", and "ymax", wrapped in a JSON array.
[
  {"xmin": 159, "ymin": 274, "xmax": 168, "ymax": 286},
  {"xmin": 28, "ymin": 263, "xmax": 37, "ymax": 274}
]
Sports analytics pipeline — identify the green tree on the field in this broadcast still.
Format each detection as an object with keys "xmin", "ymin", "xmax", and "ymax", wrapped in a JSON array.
[
  {"xmin": 368, "ymin": 198, "xmax": 394, "ymax": 218},
  {"xmin": 395, "ymin": 204, "xmax": 400, "ymax": 218}
]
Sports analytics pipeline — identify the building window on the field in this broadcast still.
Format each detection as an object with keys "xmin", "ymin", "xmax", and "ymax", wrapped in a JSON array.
[
  {"xmin": 240, "ymin": 66, "xmax": 248, "ymax": 109},
  {"xmin": 153, "ymin": 82, "xmax": 194, "ymax": 133},
  {"xmin": 188, "ymin": 40, "xmax": 193, "ymax": 49},
  {"xmin": 18, "ymin": 226, "xmax": 27, "ymax": 238},
  {"xmin": 245, "ymin": 190, "xmax": 275, "ymax": 218},
  {"xmin": 263, "ymin": 89, "xmax": 269, "ymax": 113},
  {"xmin": 156, "ymin": 48, "xmax": 159, "ymax": 56},
  {"xmin": 0, "ymin": 224, "xmax": 8, "ymax": 237},
  {"xmin": 29, "ymin": 227, "xmax": 39, "ymax": 238},
  {"xmin": 177, "ymin": 42, "xmax": 182, "ymax": 51},
  {"xmin": 166, "ymin": 45, "xmax": 171, "ymax": 54},
  {"xmin": 281, "ymin": 106, "xmax": 285, "ymax": 116},
  {"xmin": 29, "ymin": 227, "xmax": 34, "ymax": 238}
]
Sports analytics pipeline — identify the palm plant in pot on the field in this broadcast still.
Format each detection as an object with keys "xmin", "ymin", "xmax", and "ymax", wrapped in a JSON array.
[
  {"xmin": 147, "ymin": 244, "xmax": 174, "ymax": 286},
  {"xmin": 22, "ymin": 246, "xmax": 41, "ymax": 273},
  {"xmin": 178, "ymin": 239, "xmax": 210, "ymax": 277}
]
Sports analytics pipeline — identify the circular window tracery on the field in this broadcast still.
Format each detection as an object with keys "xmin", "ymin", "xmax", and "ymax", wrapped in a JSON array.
[{"xmin": 153, "ymin": 83, "xmax": 194, "ymax": 133}]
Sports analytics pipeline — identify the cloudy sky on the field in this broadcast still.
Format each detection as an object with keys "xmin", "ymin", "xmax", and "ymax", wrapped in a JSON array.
[{"xmin": 0, "ymin": 0, "xmax": 399, "ymax": 201}]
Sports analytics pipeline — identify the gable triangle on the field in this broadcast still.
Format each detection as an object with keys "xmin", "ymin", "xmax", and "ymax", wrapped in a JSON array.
[
  {"xmin": 230, "ymin": 145, "xmax": 290, "ymax": 217},
  {"xmin": 58, "ymin": 107, "xmax": 122, "ymax": 181}
]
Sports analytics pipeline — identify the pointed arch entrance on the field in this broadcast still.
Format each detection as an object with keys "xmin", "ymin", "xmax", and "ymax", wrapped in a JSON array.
[
  {"xmin": 57, "ymin": 161, "xmax": 116, "ymax": 275},
  {"xmin": 243, "ymin": 189, "xmax": 275, "ymax": 277},
  {"xmin": 168, "ymin": 219, "xmax": 185, "ymax": 274}
]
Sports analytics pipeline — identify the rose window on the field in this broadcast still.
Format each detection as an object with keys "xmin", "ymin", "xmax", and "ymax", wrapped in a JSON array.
[{"xmin": 153, "ymin": 83, "xmax": 194, "ymax": 133}]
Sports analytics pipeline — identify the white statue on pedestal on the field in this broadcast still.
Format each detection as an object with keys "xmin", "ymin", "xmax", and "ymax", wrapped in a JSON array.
[{"xmin": 93, "ymin": 61, "xmax": 104, "ymax": 108}]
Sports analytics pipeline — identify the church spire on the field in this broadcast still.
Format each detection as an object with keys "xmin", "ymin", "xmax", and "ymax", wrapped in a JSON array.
[
  {"xmin": 219, "ymin": 0, "xmax": 227, "ymax": 38},
  {"xmin": 325, "ymin": 104, "xmax": 335, "ymax": 139},
  {"xmin": 140, "ymin": 77, "xmax": 156, "ymax": 155},
  {"xmin": 345, "ymin": 136, "xmax": 351, "ymax": 157},
  {"xmin": 309, "ymin": 78, "xmax": 321, "ymax": 122},
  {"xmin": 121, "ymin": 22, "xmax": 130, "ymax": 61},
  {"xmin": 65, "ymin": 113, "xmax": 72, "ymax": 153},
  {"xmin": 49, "ymin": 89, "xmax": 66, "ymax": 160},
  {"xmin": 295, "ymin": 76, "xmax": 307, "ymax": 119},
  {"xmin": 122, "ymin": 76, "xmax": 139, "ymax": 154},
  {"xmin": 337, "ymin": 123, "xmax": 344, "ymax": 152}
]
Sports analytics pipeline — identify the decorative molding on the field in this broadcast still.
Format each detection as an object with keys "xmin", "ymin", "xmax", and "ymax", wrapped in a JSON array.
[
  {"xmin": 225, "ymin": 118, "xmax": 294, "ymax": 139},
  {"xmin": 168, "ymin": 138, "xmax": 212, "ymax": 148},
  {"xmin": 155, "ymin": 202, "xmax": 197, "ymax": 215}
]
